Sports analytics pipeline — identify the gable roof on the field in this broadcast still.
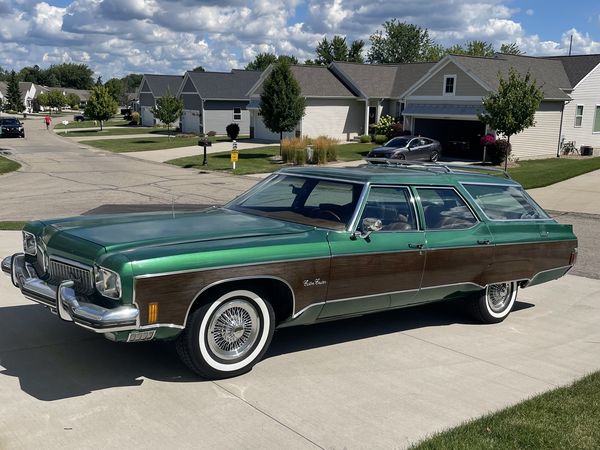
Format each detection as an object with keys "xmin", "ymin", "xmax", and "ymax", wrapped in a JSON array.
[
  {"xmin": 543, "ymin": 54, "xmax": 600, "ymax": 88},
  {"xmin": 290, "ymin": 65, "xmax": 356, "ymax": 97},
  {"xmin": 186, "ymin": 69, "xmax": 262, "ymax": 100},
  {"xmin": 142, "ymin": 74, "xmax": 183, "ymax": 98}
]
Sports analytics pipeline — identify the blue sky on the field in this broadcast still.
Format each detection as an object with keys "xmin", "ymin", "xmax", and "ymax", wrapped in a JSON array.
[{"xmin": 0, "ymin": 0, "xmax": 598, "ymax": 79}]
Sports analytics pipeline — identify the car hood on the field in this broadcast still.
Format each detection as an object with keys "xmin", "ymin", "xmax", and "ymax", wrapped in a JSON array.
[{"xmin": 43, "ymin": 208, "xmax": 313, "ymax": 253}]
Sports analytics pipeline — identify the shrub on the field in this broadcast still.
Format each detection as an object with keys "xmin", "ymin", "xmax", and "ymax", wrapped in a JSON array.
[
  {"xmin": 372, "ymin": 115, "xmax": 402, "ymax": 138},
  {"xmin": 226, "ymin": 123, "xmax": 240, "ymax": 140},
  {"xmin": 359, "ymin": 134, "xmax": 371, "ymax": 143},
  {"xmin": 389, "ymin": 122, "xmax": 404, "ymax": 137},
  {"xmin": 313, "ymin": 135, "xmax": 338, "ymax": 163},
  {"xmin": 488, "ymin": 139, "xmax": 511, "ymax": 165},
  {"xmin": 130, "ymin": 111, "xmax": 140, "ymax": 125},
  {"xmin": 281, "ymin": 136, "xmax": 309, "ymax": 164},
  {"xmin": 207, "ymin": 130, "xmax": 216, "ymax": 137},
  {"xmin": 374, "ymin": 134, "xmax": 388, "ymax": 144},
  {"xmin": 293, "ymin": 149, "xmax": 307, "ymax": 165}
]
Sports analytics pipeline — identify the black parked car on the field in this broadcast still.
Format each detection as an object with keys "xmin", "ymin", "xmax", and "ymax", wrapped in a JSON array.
[
  {"xmin": 366, "ymin": 136, "xmax": 441, "ymax": 162},
  {"xmin": 0, "ymin": 117, "xmax": 25, "ymax": 138}
]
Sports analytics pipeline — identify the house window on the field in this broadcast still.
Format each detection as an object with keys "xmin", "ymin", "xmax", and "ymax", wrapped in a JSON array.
[
  {"xmin": 575, "ymin": 105, "xmax": 584, "ymax": 127},
  {"xmin": 594, "ymin": 106, "xmax": 600, "ymax": 133},
  {"xmin": 443, "ymin": 75, "xmax": 456, "ymax": 96},
  {"xmin": 233, "ymin": 107, "xmax": 242, "ymax": 121}
]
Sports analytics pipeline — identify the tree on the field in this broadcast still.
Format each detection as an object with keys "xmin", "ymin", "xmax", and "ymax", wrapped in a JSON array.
[
  {"xmin": 6, "ymin": 71, "xmax": 23, "ymax": 112},
  {"xmin": 151, "ymin": 88, "xmax": 183, "ymax": 135},
  {"xmin": 478, "ymin": 68, "xmax": 544, "ymax": 169},
  {"xmin": 312, "ymin": 35, "xmax": 365, "ymax": 65},
  {"xmin": 36, "ymin": 92, "xmax": 49, "ymax": 112},
  {"xmin": 245, "ymin": 53, "xmax": 298, "ymax": 71},
  {"xmin": 226, "ymin": 123, "xmax": 240, "ymax": 140},
  {"xmin": 447, "ymin": 40, "xmax": 495, "ymax": 57},
  {"xmin": 259, "ymin": 61, "xmax": 305, "ymax": 155},
  {"xmin": 46, "ymin": 90, "xmax": 67, "ymax": 112},
  {"xmin": 121, "ymin": 73, "xmax": 143, "ymax": 93},
  {"xmin": 192, "ymin": 66, "xmax": 205, "ymax": 72},
  {"xmin": 48, "ymin": 63, "xmax": 94, "ymax": 89},
  {"xmin": 500, "ymin": 42, "xmax": 523, "ymax": 55},
  {"xmin": 104, "ymin": 78, "xmax": 125, "ymax": 104},
  {"xmin": 65, "ymin": 93, "xmax": 81, "ymax": 109},
  {"xmin": 85, "ymin": 85, "xmax": 118, "ymax": 130},
  {"xmin": 367, "ymin": 20, "xmax": 435, "ymax": 63}
]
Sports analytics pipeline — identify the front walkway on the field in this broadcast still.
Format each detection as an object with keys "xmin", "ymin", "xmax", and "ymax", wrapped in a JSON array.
[{"xmin": 528, "ymin": 169, "xmax": 600, "ymax": 215}]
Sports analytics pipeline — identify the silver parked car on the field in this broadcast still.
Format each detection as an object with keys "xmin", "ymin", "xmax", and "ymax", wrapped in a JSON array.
[{"xmin": 366, "ymin": 136, "xmax": 441, "ymax": 162}]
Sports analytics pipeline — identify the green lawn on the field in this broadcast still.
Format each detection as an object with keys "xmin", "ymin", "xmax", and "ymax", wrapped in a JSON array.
[
  {"xmin": 336, "ymin": 143, "xmax": 377, "ymax": 161},
  {"xmin": 507, "ymin": 157, "xmax": 600, "ymax": 189},
  {"xmin": 168, "ymin": 146, "xmax": 280, "ymax": 175},
  {"xmin": 0, "ymin": 221, "xmax": 27, "ymax": 230},
  {"xmin": 0, "ymin": 156, "xmax": 20, "ymax": 175},
  {"xmin": 53, "ymin": 118, "xmax": 131, "ymax": 129},
  {"xmin": 56, "ymin": 127, "xmax": 166, "ymax": 137},
  {"xmin": 410, "ymin": 371, "xmax": 600, "ymax": 450},
  {"xmin": 84, "ymin": 135, "xmax": 249, "ymax": 153}
]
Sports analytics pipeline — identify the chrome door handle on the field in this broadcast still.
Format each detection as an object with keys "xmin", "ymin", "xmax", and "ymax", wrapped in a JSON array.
[
  {"xmin": 408, "ymin": 243, "xmax": 424, "ymax": 249},
  {"xmin": 477, "ymin": 239, "xmax": 491, "ymax": 245}
]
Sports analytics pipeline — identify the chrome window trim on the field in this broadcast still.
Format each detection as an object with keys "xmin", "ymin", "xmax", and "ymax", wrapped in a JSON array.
[
  {"xmin": 459, "ymin": 181, "xmax": 552, "ymax": 222},
  {"xmin": 350, "ymin": 184, "xmax": 421, "ymax": 233},
  {"xmin": 413, "ymin": 185, "xmax": 481, "ymax": 231}
]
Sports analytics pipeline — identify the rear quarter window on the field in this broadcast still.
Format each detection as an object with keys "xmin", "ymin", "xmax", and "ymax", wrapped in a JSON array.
[{"xmin": 463, "ymin": 184, "xmax": 549, "ymax": 220}]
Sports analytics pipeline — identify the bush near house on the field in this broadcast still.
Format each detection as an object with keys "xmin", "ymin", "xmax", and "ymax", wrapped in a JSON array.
[
  {"xmin": 130, "ymin": 111, "xmax": 140, "ymax": 125},
  {"xmin": 372, "ymin": 114, "xmax": 402, "ymax": 138},
  {"xmin": 486, "ymin": 139, "xmax": 511, "ymax": 165},
  {"xmin": 374, "ymin": 134, "xmax": 388, "ymax": 144},
  {"xmin": 207, "ymin": 131, "xmax": 217, "ymax": 137},
  {"xmin": 281, "ymin": 136, "xmax": 338, "ymax": 165},
  {"xmin": 359, "ymin": 134, "xmax": 371, "ymax": 143}
]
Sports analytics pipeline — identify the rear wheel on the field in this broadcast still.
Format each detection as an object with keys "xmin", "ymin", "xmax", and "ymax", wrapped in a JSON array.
[
  {"xmin": 176, "ymin": 289, "xmax": 275, "ymax": 379},
  {"xmin": 469, "ymin": 281, "xmax": 518, "ymax": 324}
]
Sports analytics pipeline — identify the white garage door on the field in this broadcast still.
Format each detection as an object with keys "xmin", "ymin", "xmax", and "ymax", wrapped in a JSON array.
[
  {"xmin": 253, "ymin": 111, "xmax": 285, "ymax": 141},
  {"xmin": 141, "ymin": 107, "xmax": 154, "ymax": 127},
  {"xmin": 182, "ymin": 110, "xmax": 201, "ymax": 135},
  {"xmin": 302, "ymin": 99, "xmax": 362, "ymax": 141}
]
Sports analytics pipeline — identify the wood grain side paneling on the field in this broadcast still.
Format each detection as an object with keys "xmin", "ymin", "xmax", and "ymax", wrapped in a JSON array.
[{"xmin": 135, "ymin": 258, "xmax": 331, "ymax": 326}]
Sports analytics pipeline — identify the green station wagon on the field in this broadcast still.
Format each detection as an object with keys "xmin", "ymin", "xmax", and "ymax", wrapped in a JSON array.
[{"xmin": 2, "ymin": 163, "xmax": 578, "ymax": 378}]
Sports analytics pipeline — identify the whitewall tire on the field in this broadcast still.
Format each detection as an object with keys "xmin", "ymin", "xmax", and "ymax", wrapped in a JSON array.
[{"xmin": 470, "ymin": 281, "xmax": 518, "ymax": 324}]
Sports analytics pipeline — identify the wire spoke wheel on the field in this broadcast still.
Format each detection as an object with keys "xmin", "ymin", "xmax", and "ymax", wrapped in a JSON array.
[
  {"xmin": 207, "ymin": 299, "xmax": 260, "ymax": 361},
  {"xmin": 486, "ymin": 282, "xmax": 513, "ymax": 313}
]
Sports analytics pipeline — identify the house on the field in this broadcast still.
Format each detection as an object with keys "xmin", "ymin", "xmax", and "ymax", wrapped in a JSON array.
[
  {"xmin": 400, "ymin": 54, "xmax": 572, "ymax": 160},
  {"xmin": 248, "ymin": 65, "xmax": 364, "ymax": 141},
  {"xmin": 62, "ymin": 88, "xmax": 91, "ymax": 109},
  {"xmin": 178, "ymin": 69, "xmax": 261, "ymax": 135},
  {"xmin": 247, "ymin": 63, "xmax": 434, "ymax": 142},
  {"xmin": 0, "ymin": 81, "xmax": 37, "ymax": 113},
  {"xmin": 138, "ymin": 74, "xmax": 183, "ymax": 126},
  {"xmin": 545, "ymin": 54, "xmax": 600, "ymax": 153}
]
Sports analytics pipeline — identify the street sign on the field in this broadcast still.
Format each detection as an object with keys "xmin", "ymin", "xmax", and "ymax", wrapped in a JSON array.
[
  {"xmin": 231, "ymin": 150, "xmax": 239, "ymax": 162},
  {"xmin": 232, "ymin": 140, "xmax": 238, "ymax": 150}
]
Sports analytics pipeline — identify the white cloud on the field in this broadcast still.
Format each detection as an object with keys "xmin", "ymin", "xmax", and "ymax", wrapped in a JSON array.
[{"xmin": 0, "ymin": 0, "xmax": 598, "ymax": 81}]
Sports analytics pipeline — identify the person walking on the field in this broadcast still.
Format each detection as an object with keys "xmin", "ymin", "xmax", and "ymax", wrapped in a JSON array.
[{"xmin": 44, "ymin": 115, "xmax": 52, "ymax": 130}]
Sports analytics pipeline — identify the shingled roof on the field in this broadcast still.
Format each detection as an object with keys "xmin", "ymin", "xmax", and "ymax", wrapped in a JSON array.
[
  {"xmin": 447, "ymin": 54, "xmax": 572, "ymax": 100},
  {"xmin": 543, "ymin": 54, "xmax": 600, "ymax": 88},
  {"xmin": 142, "ymin": 74, "xmax": 183, "ymax": 97},
  {"xmin": 186, "ymin": 69, "xmax": 261, "ymax": 99}
]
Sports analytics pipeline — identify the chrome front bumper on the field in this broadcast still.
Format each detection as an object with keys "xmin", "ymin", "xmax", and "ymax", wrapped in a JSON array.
[{"xmin": 2, "ymin": 254, "xmax": 139, "ymax": 332}]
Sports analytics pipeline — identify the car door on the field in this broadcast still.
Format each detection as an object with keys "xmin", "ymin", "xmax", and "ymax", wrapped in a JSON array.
[
  {"xmin": 406, "ymin": 138, "xmax": 421, "ymax": 160},
  {"xmin": 321, "ymin": 185, "xmax": 426, "ymax": 318},
  {"xmin": 412, "ymin": 186, "xmax": 495, "ymax": 303}
]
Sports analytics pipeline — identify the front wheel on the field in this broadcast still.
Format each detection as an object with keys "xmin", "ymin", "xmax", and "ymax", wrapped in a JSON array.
[
  {"xmin": 176, "ymin": 289, "xmax": 275, "ymax": 379},
  {"xmin": 430, "ymin": 150, "xmax": 439, "ymax": 162},
  {"xmin": 469, "ymin": 281, "xmax": 518, "ymax": 324}
]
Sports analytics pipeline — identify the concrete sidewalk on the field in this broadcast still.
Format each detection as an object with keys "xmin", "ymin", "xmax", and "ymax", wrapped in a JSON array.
[
  {"xmin": 0, "ymin": 229, "xmax": 598, "ymax": 449},
  {"xmin": 528, "ymin": 168, "xmax": 600, "ymax": 215}
]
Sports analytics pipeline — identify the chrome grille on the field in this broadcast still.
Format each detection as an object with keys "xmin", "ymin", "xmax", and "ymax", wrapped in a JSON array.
[{"xmin": 48, "ymin": 258, "xmax": 94, "ymax": 295}]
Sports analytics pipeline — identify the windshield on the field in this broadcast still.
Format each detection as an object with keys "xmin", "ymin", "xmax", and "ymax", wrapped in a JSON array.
[
  {"xmin": 384, "ymin": 138, "xmax": 410, "ymax": 148},
  {"xmin": 226, "ymin": 174, "xmax": 364, "ymax": 230},
  {"xmin": 0, "ymin": 119, "xmax": 21, "ymax": 126}
]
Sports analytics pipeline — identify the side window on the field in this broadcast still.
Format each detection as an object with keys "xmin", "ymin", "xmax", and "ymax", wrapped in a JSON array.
[
  {"xmin": 360, "ymin": 186, "xmax": 417, "ymax": 231},
  {"xmin": 417, "ymin": 188, "xmax": 477, "ymax": 230},
  {"xmin": 409, "ymin": 139, "xmax": 419, "ymax": 148},
  {"xmin": 462, "ymin": 184, "xmax": 550, "ymax": 220}
]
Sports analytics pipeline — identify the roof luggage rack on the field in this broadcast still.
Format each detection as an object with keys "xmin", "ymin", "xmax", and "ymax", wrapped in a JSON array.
[{"xmin": 364, "ymin": 158, "xmax": 511, "ymax": 179}]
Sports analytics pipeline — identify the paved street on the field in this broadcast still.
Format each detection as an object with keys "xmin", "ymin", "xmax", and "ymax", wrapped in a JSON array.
[
  {"xmin": 0, "ymin": 120, "xmax": 599, "ymax": 449},
  {"xmin": 0, "ymin": 120, "xmax": 258, "ymax": 221}
]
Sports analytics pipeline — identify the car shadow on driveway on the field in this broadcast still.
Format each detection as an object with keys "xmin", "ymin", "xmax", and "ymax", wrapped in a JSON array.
[{"xmin": 0, "ymin": 300, "xmax": 534, "ymax": 401}]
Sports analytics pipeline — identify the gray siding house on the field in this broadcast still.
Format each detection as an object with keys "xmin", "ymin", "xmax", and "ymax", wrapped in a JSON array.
[
  {"xmin": 138, "ymin": 74, "xmax": 183, "ymax": 127},
  {"xmin": 400, "ymin": 54, "xmax": 573, "ymax": 160},
  {"xmin": 178, "ymin": 70, "xmax": 261, "ymax": 135}
]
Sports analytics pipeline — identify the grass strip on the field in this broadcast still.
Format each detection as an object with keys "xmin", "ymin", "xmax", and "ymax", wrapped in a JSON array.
[
  {"xmin": 0, "ymin": 156, "xmax": 20, "ymax": 175},
  {"xmin": 410, "ymin": 371, "xmax": 600, "ymax": 450}
]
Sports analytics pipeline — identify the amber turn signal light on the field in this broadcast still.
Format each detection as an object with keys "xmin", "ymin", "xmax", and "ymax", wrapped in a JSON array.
[{"xmin": 148, "ymin": 302, "xmax": 159, "ymax": 324}]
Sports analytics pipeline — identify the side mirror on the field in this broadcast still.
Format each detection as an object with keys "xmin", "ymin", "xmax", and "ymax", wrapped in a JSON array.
[{"xmin": 352, "ymin": 217, "xmax": 383, "ymax": 240}]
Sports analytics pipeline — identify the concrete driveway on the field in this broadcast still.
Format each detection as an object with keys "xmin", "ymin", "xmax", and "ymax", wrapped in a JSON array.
[
  {"xmin": 1, "ymin": 230, "xmax": 599, "ymax": 449},
  {"xmin": 0, "ymin": 119, "xmax": 258, "ymax": 221}
]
